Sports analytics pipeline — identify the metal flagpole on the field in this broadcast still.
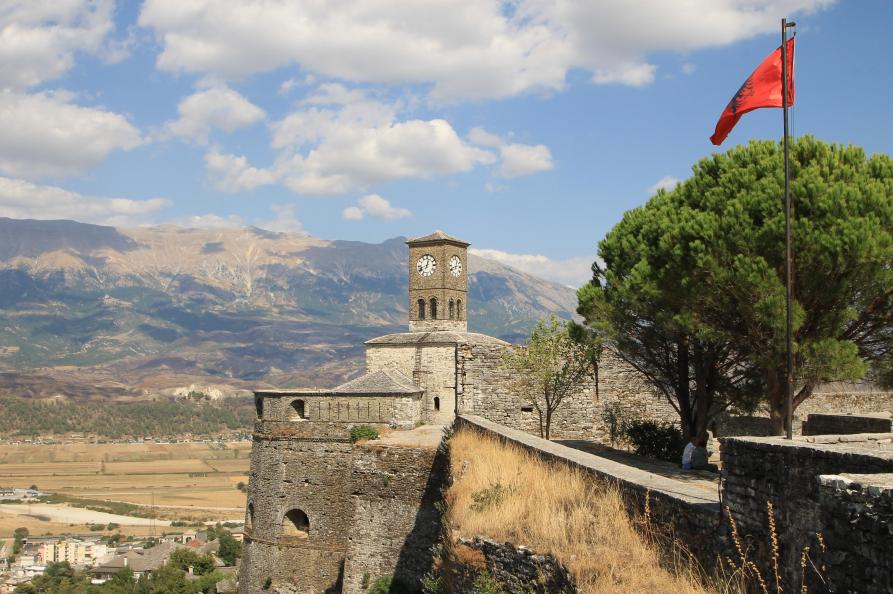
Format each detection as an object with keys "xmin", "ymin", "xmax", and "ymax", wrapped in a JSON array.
[{"xmin": 782, "ymin": 18, "xmax": 796, "ymax": 439}]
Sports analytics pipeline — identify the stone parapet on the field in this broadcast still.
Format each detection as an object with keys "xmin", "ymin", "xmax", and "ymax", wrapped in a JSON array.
[{"xmin": 720, "ymin": 435, "xmax": 893, "ymax": 592}]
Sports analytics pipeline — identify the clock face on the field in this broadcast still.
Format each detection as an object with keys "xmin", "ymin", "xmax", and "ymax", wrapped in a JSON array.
[
  {"xmin": 449, "ymin": 255, "xmax": 462, "ymax": 277},
  {"xmin": 416, "ymin": 254, "xmax": 436, "ymax": 277}
]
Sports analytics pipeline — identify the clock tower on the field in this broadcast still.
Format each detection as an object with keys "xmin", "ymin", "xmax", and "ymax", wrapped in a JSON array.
[{"xmin": 407, "ymin": 230, "xmax": 469, "ymax": 332}]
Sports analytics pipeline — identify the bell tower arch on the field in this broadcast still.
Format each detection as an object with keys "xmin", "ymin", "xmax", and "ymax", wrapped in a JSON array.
[{"xmin": 407, "ymin": 230, "xmax": 469, "ymax": 332}]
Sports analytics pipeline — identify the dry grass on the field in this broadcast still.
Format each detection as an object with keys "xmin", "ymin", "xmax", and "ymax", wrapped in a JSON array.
[{"xmin": 446, "ymin": 428, "xmax": 730, "ymax": 594}]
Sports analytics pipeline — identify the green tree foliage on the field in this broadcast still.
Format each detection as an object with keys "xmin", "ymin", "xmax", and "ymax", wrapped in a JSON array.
[
  {"xmin": 217, "ymin": 532, "xmax": 242, "ymax": 566},
  {"xmin": 503, "ymin": 316, "xmax": 595, "ymax": 439},
  {"xmin": 169, "ymin": 548, "xmax": 216, "ymax": 576},
  {"xmin": 581, "ymin": 137, "xmax": 893, "ymax": 435},
  {"xmin": 12, "ymin": 526, "xmax": 28, "ymax": 555},
  {"xmin": 0, "ymin": 397, "xmax": 254, "ymax": 438}
]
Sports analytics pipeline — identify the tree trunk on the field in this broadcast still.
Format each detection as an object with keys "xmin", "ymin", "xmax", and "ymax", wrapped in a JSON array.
[
  {"xmin": 544, "ymin": 406, "xmax": 552, "ymax": 440},
  {"xmin": 676, "ymin": 336, "xmax": 693, "ymax": 438}
]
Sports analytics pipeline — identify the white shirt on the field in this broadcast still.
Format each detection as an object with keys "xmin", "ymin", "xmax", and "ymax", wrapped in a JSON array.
[{"xmin": 682, "ymin": 442, "xmax": 695, "ymax": 466}]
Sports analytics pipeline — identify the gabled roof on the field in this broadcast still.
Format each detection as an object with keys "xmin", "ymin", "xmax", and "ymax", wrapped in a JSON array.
[
  {"xmin": 332, "ymin": 369, "xmax": 421, "ymax": 395},
  {"xmin": 406, "ymin": 229, "xmax": 469, "ymax": 246}
]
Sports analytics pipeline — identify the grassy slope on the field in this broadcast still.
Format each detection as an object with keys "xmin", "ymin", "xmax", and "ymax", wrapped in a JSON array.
[{"xmin": 446, "ymin": 428, "xmax": 734, "ymax": 594}]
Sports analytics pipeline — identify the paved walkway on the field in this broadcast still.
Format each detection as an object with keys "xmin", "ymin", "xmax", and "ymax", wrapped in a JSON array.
[{"xmin": 556, "ymin": 440, "xmax": 721, "ymax": 500}]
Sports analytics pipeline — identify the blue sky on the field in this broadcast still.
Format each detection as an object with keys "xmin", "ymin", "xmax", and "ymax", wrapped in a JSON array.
[{"xmin": 1, "ymin": 0, "xmax": 890, "ymax": 286}]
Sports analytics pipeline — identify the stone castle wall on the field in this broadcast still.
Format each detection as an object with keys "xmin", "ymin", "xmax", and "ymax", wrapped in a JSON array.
[
  {"xmin": 342, "ymin": 444, "xmax": 446, "ymax": 593},
  {"xmin": 367, "ymin": 344, "xmax": 456, "ymax": 425},
  {"xmin": 817, "ymin": 473, "xmax": 893, "ymax": 593},
  {"xmin": 257, "ymin": 392, "xmax": 422, "ymax": 429},
  {"xmin": 241, "ymin": 431, "xmax": 355, "ymax": 594},
  {"xmin": 457, "ymin": 345, "xmax": 676, "ymax": 441},
  {"xmin": 720, "ymin": 435, "xmax": 893, "ymax": 592},
  {"xmin": 240, "ymin": 418, "xmax": 445, "ymax": 594}
]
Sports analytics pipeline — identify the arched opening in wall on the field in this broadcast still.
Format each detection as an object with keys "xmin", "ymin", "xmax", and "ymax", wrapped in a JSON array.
[
  {"xmin": 434, "ymin": 396, "xmax": 440, "ymax": 411},
  {"xmin": 449, "ymin": 299, "xmax": 455, "ymax": 319},
  {"xmin": 291, "ymin": 399, "xmax": 305, "ymax": 419},
  {"xmin": 456, "ymin": 299, "xmax": 463, "ymax": 320},
  {"xmin": 282, "ymin": 509, "xmax": 309, "ymax": 538},
  {"xmin": 430, "ymin": 298, "xmax": 437, "ymax": 320},
  {"xmin": 254, "ymin": 396, "xmax": 263, "ymax": 419},
  {"xmin": 418, "ymin": 298, "xmax": 426, "ymax": 320},
  {"xmin": 246, "ymin": 503, "xmax": 255, "ymax": 531}
]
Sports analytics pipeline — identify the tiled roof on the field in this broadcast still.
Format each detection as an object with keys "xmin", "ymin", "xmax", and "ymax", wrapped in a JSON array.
[
  {"xmin": 406, "ymin": 230, "xmax": 469, "ymax": 246},
  {"xmin": 332, "ymin": 369, "xmax": 421, "ymax": 395},
  {"xmin": 366, "ymin": 331, "xmax": 509, "ymax": 347}
]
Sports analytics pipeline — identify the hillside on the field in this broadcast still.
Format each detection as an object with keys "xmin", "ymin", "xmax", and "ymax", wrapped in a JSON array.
[{"xmin": 0, "ymin": 218, "xmax": 579, "ymax": 399}]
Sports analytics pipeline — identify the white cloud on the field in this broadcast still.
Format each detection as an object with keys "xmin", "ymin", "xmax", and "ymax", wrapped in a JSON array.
[
  {"xmin": 342, "ymin": 206, "xmax": 364, "ymax": 221},
  {"xmin": 499, "ymin": 143, "xmax": 554, "ymax": 178},
  {"xmin": 648, "ymin": 175, "xmax": 681, "ymax": 194},
  {"xmin": 342, "ymin": 194, "xmax": 411, "ymax": 221},
  {"xmin": 138, "ymin": 0, "xmax": 832, "ymax": 100},
  {"xmin": 468, "ymin": 127, "xmax": 503, "ymax": 148},
  {"xmin": 169, "ymin": 213, "xmax": 245, "ymax": 229},
  {"xmin": 205, "ymin": 150, "xmax": 275, "ymax": 193},
  {"xmin": 681, "ymin": 62, "xmax": 697, "ymax": 76},
  {"xmin": 470, "ymin": 247, "xmax": 595, "ymax": 287},
  {"xmin": 270, "ymin": 91, "xmax": 495, "ymax": 195},
  {"xmin": 0, "ymin": 0, "xmax": 121, "ymax": 90},
  {"xmin": 257, "ymin": 204, "xmax": 305, "ymax": 234},
  {"xmin": 591, "ymin": 63, "xmax": 657, "ymax": 87},
  {"xmin": 0, "ymin": 176, "xmax": 169, "ymax": 226},
  {"xmin": 0, "ymin": 91, "xmax": 142, "ymax": 179},
  {"xmin": 165, "ymin": 83, "xmax": 265, "ymax": 143},
  {"xmin": 468, "ymin": 127, "xmax": 554, "ymax": 178}
]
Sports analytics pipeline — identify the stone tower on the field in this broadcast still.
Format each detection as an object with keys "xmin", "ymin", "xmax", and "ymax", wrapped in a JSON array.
[{"xmin": 407, "ymin": 230, "xmax": 469, "ymax": 333}]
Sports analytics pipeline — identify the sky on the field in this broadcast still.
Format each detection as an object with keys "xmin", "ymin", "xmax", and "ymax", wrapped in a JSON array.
[{"xmin": 0, "ymin": 0, "xmax": 891, "ymax": 287}]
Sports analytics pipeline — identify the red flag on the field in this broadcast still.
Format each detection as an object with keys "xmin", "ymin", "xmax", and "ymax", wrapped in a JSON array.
[{"xmin": 710, "ymin": 37, "xmax": 795, "ymax": 145}]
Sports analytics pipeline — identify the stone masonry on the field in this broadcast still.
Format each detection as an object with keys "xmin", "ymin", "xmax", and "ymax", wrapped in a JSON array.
[{"xmin": 720, "ymin": 434, "xmax": 893, "ymax": 592}]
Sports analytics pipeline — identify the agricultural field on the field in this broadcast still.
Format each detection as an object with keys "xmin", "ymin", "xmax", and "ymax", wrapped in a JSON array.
[{"xmin": 0, "ymin": 441, "xmax": 250, "ymax": 538}]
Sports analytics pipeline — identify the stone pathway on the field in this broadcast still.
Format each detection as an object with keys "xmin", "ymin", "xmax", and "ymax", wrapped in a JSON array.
[{"xmin": 555, "ymin": 440, "xmax": 721, "ymax": 499}]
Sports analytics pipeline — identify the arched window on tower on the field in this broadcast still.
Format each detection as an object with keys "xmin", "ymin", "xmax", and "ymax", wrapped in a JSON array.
[
  {"xmin": 291, "ymin": 399, "xmax": 305, "ymax": 419},
  {"xmin": 254, "ymin": 396, "xmax": 263, "ymax": 419},
  {"xmin": 456, "ymin": 299, "xmax": 463, "ymax": 320},
  {"xmin": 434, "ymin": 396, "xmax": 440, "ymax": 411},
  {"xmin": 429, "ymin": 298, "xmax": 437, "ymax": 320},
  {"xmin": 418, "ymin": 298, "xmax": 426, "ymax": 320},
  {"xmin": 449, "ymin": 299, "xmax": 455, "ymax": 319},
  {"xmin": 282, "ymin": 509, "xmax": 309, "ymax": 538},
  {"xmin": 246, "ymin": 502, "xmax": 255, "ymax": 531}
]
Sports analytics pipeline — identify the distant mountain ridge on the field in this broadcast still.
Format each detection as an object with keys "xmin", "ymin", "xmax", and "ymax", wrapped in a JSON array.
[{"xmin": 0, "ymin": 218, "xmax": 580, "ymax": 399}]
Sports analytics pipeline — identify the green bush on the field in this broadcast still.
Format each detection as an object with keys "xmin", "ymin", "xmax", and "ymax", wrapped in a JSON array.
[
  {"xmin": 350, "ymin": 424, "xmax": 379, "ymax": 443},
  {"xmin": 367, "ymin": 575, "xmax": 412, "ymax": 594},
  {"xmin": 622, "ymin": 419, "xmax": 686, "ymax": 463},
  {"xmin": 473, "ymin": 571, "xmax": 505, "ymax": 594},
  {"xmin": 367, "ymin": 576, "xmax": 392, "ymax": 593}
]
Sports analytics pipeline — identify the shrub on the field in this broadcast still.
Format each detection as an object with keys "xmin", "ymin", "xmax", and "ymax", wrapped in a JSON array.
[
  {"xmin": 473, "ymin": 571, "xmax": 505, "ymax": 594},
  {"xmin": 262, "ymin": 577, "xmax": 272, "ymax": 590},
  {"xmin": 622, "ymin": 419, "xmax": 686, "ymax": 463},
  {"xmin": 350, "ymin": 424, "xmax": 379, "ymax": 443},
  {"xmin": 367, "ymin": 575, "xmax": 412, "ymax": 593},
  {"xmin": 470, "ymin": 482, "xmax": 517, "ymax": 513},
  {"xmin": 367, "ymin": 576, "xmax": 392, "ymax": 593}
]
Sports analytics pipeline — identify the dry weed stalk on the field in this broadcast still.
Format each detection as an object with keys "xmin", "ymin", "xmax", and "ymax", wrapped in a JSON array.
[{"xmin": 767, "ymin": 501, "xmax": 781, "ymax": 593}]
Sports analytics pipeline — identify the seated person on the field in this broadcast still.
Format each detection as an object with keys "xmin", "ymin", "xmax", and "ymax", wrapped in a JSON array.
[
  {"xmin": 691, "ymin": 435, "xmax": 719, "ymax": 473},
  {"xmin": 681, "ymin": 435, "xmax": 696, "ymax": 470}
]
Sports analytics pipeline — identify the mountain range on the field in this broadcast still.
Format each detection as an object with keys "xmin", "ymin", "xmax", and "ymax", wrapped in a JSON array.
[{"xmin": 0, "ymin": 218, "xmax": 580, "ymax": 400}]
